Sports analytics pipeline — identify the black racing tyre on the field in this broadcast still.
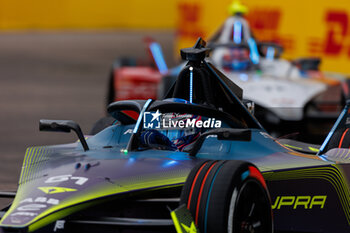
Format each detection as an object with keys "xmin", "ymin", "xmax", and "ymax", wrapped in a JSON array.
[
  {"xmin": 325, "ymin": 128, "xmax": 350, "ymax": 152},
  {"xmin": 107, "ymin": 57, "xmax": 137, "ymax": 105},
  {"xmin": 180, "ymin": 160, "xmax": 273, "ymax": 233},
  {"xmin": 89, "ymin": 116, "xmax": 117, "ymax": 135}
]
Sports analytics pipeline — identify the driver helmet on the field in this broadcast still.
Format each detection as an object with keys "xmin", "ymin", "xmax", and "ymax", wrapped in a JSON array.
[
  {"xmin": 140, "ymin": 98, "xmax": 202, "ymax": 151},
  {"xmin": 160, "ymin": 113, "xmax": 201, "ymax": 151}
]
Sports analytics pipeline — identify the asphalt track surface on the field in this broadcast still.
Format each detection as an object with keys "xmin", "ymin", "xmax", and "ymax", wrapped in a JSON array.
[{"xmin": 0, "ymin": 30, "xmax": 175, "ymax": 192}]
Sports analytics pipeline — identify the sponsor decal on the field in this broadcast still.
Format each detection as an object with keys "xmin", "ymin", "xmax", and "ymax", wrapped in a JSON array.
[
  {"xmin": 177, "ymin": 2, "xmax": 204, "ymax": 40},
  {"xmin": 54, "ymin": 220, "xmax": 65, "ymax": 232},
  {"xmin": 45, "ymin": 175, "xmax": 88, "ymax": 186},
  {"xmin": 20, "ymin": 197, "xmax": 59, "ymax": 205},
  {"xmin": 143, "ymin": 111, "xmax": 222, "ymax": 129},
  {"xmin": 272, "ymin": 195, "xmax": 327, "ymax": 209},
  {"xmin": 124, "ymin": 129, "xmax": 133, "ymax": 135},
  {"xmin": 38, "ymin": 187, "xmax": 77, "ymax": 194},
  {"xmin": 17, "ymin": 204, "xmax": 47, "ymax": 211},
  {"xmin": 10, "ymin": 197, "xmax": 60, "ymax": 220},
  {"xmin": 259, "ymin": 132, "xmax": 272, "ymax": 139},
  {"xmin": 11, "ymin": 212, "xmax": 38, "ymax": 217}
]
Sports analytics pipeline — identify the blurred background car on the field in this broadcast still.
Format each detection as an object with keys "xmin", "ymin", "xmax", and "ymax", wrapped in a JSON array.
[{"xmin": 107, "ymin": 1, "xmax": 349, "ymax": 143}]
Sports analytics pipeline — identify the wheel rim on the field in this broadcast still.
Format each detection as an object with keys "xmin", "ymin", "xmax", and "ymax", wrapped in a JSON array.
[{"xmin": 228, "ymin": 179, "xmax": 272, "ymax": 233}]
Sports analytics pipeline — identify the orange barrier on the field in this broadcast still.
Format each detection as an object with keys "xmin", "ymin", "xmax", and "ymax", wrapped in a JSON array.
[
  {"xmin": 0, "ymin": 0, "xmax": 349, "ymax": 73},
  {"xmin": 0, "ymin": 0, "xmax": 176, "ymax": 29}
]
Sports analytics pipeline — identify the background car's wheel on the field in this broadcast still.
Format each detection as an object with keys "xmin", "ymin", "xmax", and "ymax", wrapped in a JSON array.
[
  {"xmin": 107, "ymin": 57, "xmax": 137, "ymax": 105},
  {"xmin": 180, "ymin": 160, "xmax": 273, "ymax": 233},
  {"xmin": 89, "ymin": 116, "xmax": 117, "ymax": 135}
]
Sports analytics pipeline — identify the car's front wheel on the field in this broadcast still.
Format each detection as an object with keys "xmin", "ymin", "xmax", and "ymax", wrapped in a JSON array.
[{"xmin": 180, "ymin": 160, "xmax": 273, "ymax": 233}]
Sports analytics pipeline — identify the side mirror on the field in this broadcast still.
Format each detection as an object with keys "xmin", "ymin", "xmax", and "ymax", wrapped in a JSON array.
[{"xmin": 39, "ymin": 119, "xmax": 89, "ymax": 151}]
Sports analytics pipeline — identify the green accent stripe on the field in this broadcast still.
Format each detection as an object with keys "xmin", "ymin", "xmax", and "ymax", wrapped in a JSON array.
[
  {"xmin": 19, "ymin": 146, "xmax": 51, "ymax": 185},
  {"xmin": 29, "ymin": 147, "xmax": 47, "ymax": 181},
  {"xmin": 23, "ymin": 147, "xmax": 37, "ymax": 183},
  {"xmin": 20, "ymin": 147, "xmax": 33, "ymax": 184},
  {"xmin": 283, "ymin": 144, "xmax": 303, "ymax": 150},
  {"xmin": 36, "ymin": 147, "xmax": 48, "ymax": 180},
  {"xmin": 28, "ymin": 147, "xmax": 40, "ymax": 181}
]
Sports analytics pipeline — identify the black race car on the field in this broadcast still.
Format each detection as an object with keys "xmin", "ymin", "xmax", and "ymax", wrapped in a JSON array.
[{"xmin": 0, "ymin": 39, "xmax": 349, "ymax": 233}]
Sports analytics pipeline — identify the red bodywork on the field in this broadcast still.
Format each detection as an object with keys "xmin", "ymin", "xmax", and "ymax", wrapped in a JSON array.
[{"xmin": 113, "ymin": 67, "xmax": 162, "ymax": 101}]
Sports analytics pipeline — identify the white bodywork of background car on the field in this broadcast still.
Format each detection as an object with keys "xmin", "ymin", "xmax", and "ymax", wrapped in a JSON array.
[{"xmin": 220, "ymin": 57, "xmax": 327, "ymax": 121}]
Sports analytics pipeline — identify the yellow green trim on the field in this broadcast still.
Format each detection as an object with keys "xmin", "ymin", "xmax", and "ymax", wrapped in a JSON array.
[
  {"xmin": 283, "ymin": 144, "xmax": 319, "ymax": 153},
  {"xmin": 267, "ymin": 165, "xmax": 350, "ymax": 225},
  {"xmin": 171, "ymin": 211, "xmax": 183, "ymax": 233},
  {"xmin": 308, "ymin": 146, "xmax": 319, "ymax": 152},
  {"xmin": 283, "ymin": 144, "xmax": 303, "ymax": 150},
  {"xmin": 29, "ymin": 147, "xmax": 46, "ymax": 181},
  {"xmin": 38, "ymin": 187, "xmax": 77, "ymax": 194},
  {"xmin": 19, "ymin": 146, "xmax": 51, "ymax": 185},
  {"xmin": 1, "ymin": 176, "xmax": 187, "ymax": 231},
  {"xmin": 20, "ymin": 147, "xmax": 33, "ymax": 184},
  {"xmin": 27, "ymin": 201, "xmax": 99, "ymax": 232}
]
